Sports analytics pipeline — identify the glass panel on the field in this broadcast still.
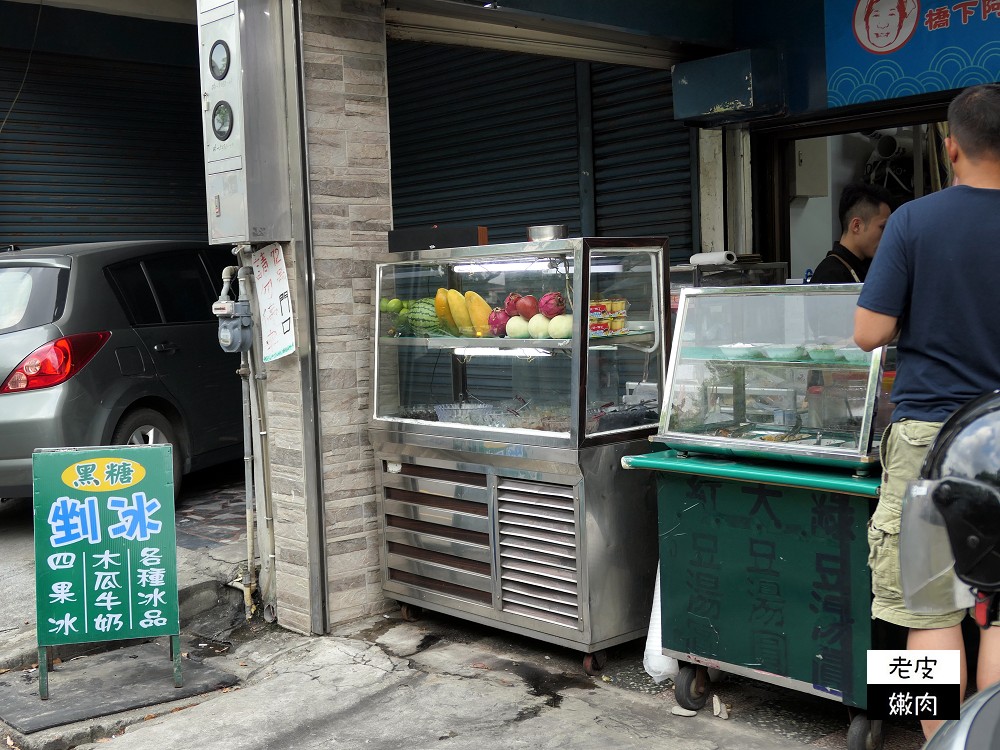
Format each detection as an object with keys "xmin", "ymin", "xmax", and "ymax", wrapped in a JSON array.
[
  {"xmin": 585, "ymin": 250, "xmax": 661, "ymax": 434},
  {"xmin": 108, "ymin": 262, "xmax": 160, "ymax": 325},
  {"xmin": 375, "ymin": 255, "xmax": 574, "ymax": 434},
  {"xmin": 375, "ymin": 243, "xmax": 665, "ymax": 439},
  {"xmin": 0, "ymin": 266, "xmax": 62, "ymax": 333},
  {"xmin": 662, "ymin": 287, "xmax": 878, "ymax": 461},
  {"xmin": 143, "ymin": 252, "xmax": 215, "ymax": 324}
]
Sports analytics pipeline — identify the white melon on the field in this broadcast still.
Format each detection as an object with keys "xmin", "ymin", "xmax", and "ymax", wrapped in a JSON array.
[
  {"xmin": 548, "ymin": 314, "xmax": 573, "ymax": 338},
  {"xmin": 527, "ymin": 313, "xmax": 551, "ymax": 339},
  {"xmin": 505, "ymin": 315, "xmax": 531, "ymax": 339}
]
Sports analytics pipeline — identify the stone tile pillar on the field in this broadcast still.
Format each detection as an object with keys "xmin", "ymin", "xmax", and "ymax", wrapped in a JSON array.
[{"xmin": 298, "ymin": 0, "xmax": 392, "ymax": 625}]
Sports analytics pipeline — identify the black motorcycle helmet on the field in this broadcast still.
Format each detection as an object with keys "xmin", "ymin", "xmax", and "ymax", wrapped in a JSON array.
[{"xmin": 921, "ymin": 390, "xmax": 1000, "ymax": 592}]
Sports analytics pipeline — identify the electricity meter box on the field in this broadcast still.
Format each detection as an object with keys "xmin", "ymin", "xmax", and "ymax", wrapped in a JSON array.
[{"xmin": 197, "ymin": 0, "xmax": 291, "ymax": 244}]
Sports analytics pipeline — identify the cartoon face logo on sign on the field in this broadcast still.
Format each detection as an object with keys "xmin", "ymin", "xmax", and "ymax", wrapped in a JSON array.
[{"xmin": 854, "ymin": 0, "xmax": 919, "ymax": 54}]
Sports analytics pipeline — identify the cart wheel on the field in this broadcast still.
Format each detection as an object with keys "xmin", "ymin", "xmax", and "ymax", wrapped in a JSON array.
[
  {"xmin": 674, "ymin": 665, "xmax": 710, "ymax": 711},
  {"xmin": 582, "ymin": 650, "xmax": 607, "ymax": 676},
  {"xmin": 398, "ymin": 602, "xmax": 422, "ymax": 622},
  {"xmin": 847, "ymin": 713, "xmax": 884, "ymax": 750}
]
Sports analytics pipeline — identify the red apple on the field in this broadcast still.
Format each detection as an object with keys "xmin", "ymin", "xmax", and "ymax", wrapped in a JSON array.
[{"xmin": 516, "ymin": 294, "xmax": 538, "ymax": 319}]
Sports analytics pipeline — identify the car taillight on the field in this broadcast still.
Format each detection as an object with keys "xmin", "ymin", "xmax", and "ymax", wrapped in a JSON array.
[{"xmin": 1, "ymin": 332, "xmax": 111, "ymax": 393}]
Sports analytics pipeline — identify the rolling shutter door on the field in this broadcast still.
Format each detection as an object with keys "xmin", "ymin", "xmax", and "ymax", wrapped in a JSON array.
[
  {"xmin": 388, "ymin": 41, "xmax": 580, "ymax": 243},
  {"xmin": 591, "ymin": 63, "xmax": 694, "ymax": 263},
  {"xmin": 388, "ymin": 41, "xmax": 693, "ymax": 258},
  {"xmin": 0, "ymin": 48, "xmax": 207, "ymax": 246}
]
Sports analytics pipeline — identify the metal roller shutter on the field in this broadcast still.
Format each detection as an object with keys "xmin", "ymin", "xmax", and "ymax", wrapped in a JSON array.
[
  {"xmin": 388, "ymin": 41, "xmax": 580, "ymax": 243},
  {"xmin": 387, "ymin": 41, "xmax": 693, "ymax": 259},
  {"xmin": 591, "ymin": 63, "xmax": 694, "ymax": 263},
  {"xmin": 0, "ymin": 48, "xmax": 207, "ymax": 247}
]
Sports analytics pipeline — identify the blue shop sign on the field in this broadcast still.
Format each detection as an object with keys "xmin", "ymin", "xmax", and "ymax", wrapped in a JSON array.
[{"xmin": 825, "ymin": 0, "xmax": 1000, "ymax": 106}]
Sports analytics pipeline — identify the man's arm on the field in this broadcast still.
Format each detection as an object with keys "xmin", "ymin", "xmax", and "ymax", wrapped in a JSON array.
[{"xmin": 854, "ymin": 307, "xmax": 898, "ymax": 351}]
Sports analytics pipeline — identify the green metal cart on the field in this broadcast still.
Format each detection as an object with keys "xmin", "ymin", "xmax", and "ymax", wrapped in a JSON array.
[{"xmin": 623, "ymin": 449, "xmax": 884, "ymax": 750}]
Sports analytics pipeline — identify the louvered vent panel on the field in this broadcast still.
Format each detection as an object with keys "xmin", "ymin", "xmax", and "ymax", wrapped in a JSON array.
[
  {"xmin": 497, "ymin": 479, "xmax": 580, "ymax": 629},
  {"xmin": 381, "ymin": 461, "xmax": 492, "ymax": 607}
]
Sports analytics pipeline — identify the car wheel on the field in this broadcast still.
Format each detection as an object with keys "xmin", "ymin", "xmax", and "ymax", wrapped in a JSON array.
[{"xmin": 111, "ymin": 408, "xmax": 185, "ymax": 495}]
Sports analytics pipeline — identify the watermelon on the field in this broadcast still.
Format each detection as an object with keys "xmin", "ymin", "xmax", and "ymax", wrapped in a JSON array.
[{"xmin": 408, "ymin": 298, "xmax": 448, "ymax": 336}]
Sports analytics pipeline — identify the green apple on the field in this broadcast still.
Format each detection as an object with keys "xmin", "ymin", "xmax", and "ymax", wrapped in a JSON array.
[{"xmin": 387, "ymin": 298, "xmax": 403, "ymax": 314}]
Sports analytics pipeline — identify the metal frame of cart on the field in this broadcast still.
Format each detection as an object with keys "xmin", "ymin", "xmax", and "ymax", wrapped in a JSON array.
[{"xmin": 624, "ymin": 450, "xmax": 885, "ymax": 750}]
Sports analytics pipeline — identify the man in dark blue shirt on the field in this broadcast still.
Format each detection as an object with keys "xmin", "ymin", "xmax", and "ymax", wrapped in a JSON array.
[{"xmin": 855, "ymin": 83, "xmax": 1000, "ymax": 740}]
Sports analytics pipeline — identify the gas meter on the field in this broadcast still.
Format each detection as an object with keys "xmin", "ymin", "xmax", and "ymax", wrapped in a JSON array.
[{"xmin": 213, "ymin": 297, "xmax": 253, "ymax": 353}]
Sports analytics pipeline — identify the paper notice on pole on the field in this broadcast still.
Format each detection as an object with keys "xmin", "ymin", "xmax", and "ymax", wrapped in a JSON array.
[{"xmin": 251, "ymin": 243, "xmax": 296, "ymax": 362}]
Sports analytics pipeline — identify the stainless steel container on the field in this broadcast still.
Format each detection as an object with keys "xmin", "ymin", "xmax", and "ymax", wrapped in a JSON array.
[{"xmin": 527, "ymin": 224, "xmax": 567, "ymax": 241}]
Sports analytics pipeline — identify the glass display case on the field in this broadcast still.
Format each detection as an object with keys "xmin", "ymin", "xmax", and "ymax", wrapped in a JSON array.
[
  {"xmin": 668, "ymin": 260, "xmax": 789, "ymax": 336},
  {"xmin": 374, "ymin": 238, "xmax": 667, "ymax": 445},
  {"xmin": 369, "ymin": 238, "xmax": 668, "ymax": 668},
  {"xmin": 658, "ymin": 283, "xmax": 885, "ymax": 472}
]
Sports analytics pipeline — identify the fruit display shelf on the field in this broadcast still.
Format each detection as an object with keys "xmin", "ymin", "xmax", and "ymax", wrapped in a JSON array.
[{"xmin": 380, "ymin": 324, "xmax": 656, "ymax": 350}]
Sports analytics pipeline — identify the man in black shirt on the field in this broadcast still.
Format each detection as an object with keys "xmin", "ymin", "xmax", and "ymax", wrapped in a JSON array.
[{"xmin": 808, "ymin": 182, "xmax": 892, "ymax": 283}]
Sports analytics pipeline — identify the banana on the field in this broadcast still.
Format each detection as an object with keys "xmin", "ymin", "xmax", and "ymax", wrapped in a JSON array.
[
  {"xmin": 435, "ymin": 288, "xmax": 459, "ymax": 336},
  {"xmin": 446, "ymin": 289, "xmax": 475, "ymax": 336},
  {"xmin": 464, "ymin": 290, "xmax": 493, "ymax": 337}
]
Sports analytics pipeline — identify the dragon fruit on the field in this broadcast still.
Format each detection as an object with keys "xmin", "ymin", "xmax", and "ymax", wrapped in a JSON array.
[
  {"xmin": 488, "ymin": 307, "xmax": 511, "ymax": 337},
  {"xmin": 503, "ymin": 292, "xmax": 522, "ymax": 317},
  {"xmin": 538, "ymin": 291, "xmax": 566, "ymax": 319}
]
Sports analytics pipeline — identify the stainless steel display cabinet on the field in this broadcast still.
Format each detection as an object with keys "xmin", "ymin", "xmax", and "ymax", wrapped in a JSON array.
[
  {"xmin": 659, "ymin": 283, "xmax": 887, "ymax": 473},
  {"xmin": 370, "ymin": 237, "xmax": 669, "ymax": 671}
]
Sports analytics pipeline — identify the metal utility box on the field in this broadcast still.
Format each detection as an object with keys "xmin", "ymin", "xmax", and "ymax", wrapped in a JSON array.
[
  {"xmin": 671, "ymin": 49, "xmax": 785, "ymax": 126},
  {"xmin": 196, "ymin": 0, "xmax": 291, "ymax": 244}
]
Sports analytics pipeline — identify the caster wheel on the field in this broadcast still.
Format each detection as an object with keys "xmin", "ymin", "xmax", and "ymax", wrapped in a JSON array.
[
  {"xmin": 674, "ymin": 665, "xmax": 710, "ymax": 711},
  {"xmin": 399, "ymin": 602, "xmax": 421, "ymax": 622},
  {"xmin": 583, "ymin": 650, "xmax": 607, "ymax": 676},
  {"xmin": 847, "ymin": 713, "xmax": 884, "ymax": 750}
]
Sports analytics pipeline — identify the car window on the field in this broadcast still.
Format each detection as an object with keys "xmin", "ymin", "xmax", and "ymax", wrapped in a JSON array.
[
  {"xmin": 0, "ymin": 266, "xmax": 64, "ymax": 333},
  {"xmin": 108, "ymin": 262, "xmax": 161, "ymax": 325},
  {"xmin": 143, "ymin": 252, "xmax": 216, "ymax": 324}
]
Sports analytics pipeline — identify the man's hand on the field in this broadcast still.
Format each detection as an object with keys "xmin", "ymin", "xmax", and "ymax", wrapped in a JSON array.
[{"xmin": 854, "ymin": 307, "xmax": 899, "ymax": 351}]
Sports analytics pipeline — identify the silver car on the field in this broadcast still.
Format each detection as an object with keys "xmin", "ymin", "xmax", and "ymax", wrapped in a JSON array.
[{"xmin": 0, "ymin": 241, "xmax": 243, "ymax": 498}]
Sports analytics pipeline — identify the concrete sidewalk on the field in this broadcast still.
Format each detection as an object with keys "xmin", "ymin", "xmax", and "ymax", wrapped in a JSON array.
[
  {"xmin": 1, "ymin": 613, "xmax": 838, "ymax": 750},
  {"xmin": 1, "ymin": 601, "xmax": 929, "ymax": 750},
  {"xmin": 0, "ymin": 487, "xmax": 926, "ymax": 750}
]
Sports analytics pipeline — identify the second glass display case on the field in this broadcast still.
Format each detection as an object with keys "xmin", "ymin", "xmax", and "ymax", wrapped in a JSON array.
[{"xmin": 659, "ymin": 284, "xmax": 885, "ymax": 472}]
